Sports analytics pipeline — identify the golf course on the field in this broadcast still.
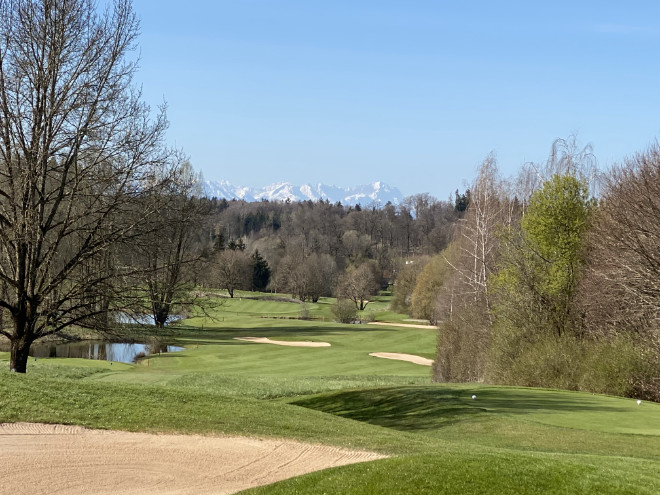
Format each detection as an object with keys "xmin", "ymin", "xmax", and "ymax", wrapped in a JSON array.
[{"xmin": 1, "ymin": 292, "xmax": 659, "ymax": 494}]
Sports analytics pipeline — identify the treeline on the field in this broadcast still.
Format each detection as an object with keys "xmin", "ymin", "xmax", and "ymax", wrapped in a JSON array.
[
  {"xmin": 394, "ymin": 138, "xmax": 660, "ymax": 401},
  {"xmin": 192, "ymin": 191, "xmax": 468, "ymax": 305}
]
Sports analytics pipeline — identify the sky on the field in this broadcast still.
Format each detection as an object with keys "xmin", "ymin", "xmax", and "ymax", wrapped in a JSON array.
[{"xmin": 131, "ymin": 1, "xmax": 660, "ymax": 199}]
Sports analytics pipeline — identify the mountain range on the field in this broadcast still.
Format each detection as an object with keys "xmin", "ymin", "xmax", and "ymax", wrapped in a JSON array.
[{"xmin": 202, "ymin": 180, "xmax": 403, "ymax": 206}]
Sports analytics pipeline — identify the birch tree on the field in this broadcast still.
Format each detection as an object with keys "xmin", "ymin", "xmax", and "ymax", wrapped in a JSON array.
[{"xmin": 449, "ymin": 154, "xmax": 509, "ymax": 319}]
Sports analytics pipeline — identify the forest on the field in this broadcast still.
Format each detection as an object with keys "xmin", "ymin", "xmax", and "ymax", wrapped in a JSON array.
[{"xmin": 194, "ymin": 186, "xmax": 465, "ymax": 299}]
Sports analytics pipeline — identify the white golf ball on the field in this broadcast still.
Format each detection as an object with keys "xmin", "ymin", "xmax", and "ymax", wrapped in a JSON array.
[
  {"xmin": 472, "ymin": 395, "xmax": 477, "ymax": 400},
  {"xmin": 637, "ymin": 400, "xmax": 642, "ymax": 405}
]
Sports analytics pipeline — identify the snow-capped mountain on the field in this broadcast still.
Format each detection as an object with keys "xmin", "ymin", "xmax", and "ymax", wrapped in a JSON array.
[{"xmin": 202, "ymin": 180, "xmax": 402, "ymax": 205}]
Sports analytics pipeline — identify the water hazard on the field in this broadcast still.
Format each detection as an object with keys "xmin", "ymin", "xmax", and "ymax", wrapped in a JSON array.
[{"xmin": 0, "ymin": 341, "xmax": 185, "ymax": 364}]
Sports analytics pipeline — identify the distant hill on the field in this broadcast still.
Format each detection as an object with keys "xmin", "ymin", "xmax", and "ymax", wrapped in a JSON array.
[{"xmin": 202, "ymin": 180, "xmax": 403, "ymax": 205}]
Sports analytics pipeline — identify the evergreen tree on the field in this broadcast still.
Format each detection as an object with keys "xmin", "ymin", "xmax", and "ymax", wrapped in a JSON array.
[
  {"xmin": 213, "ymin": 231, "xmax": 226, "ymax": 251},
  {"xmin": 251, "ymin": 250, "xmax": 271, "ymax": 291},
  {"xmin": 228, "ymin": 238, "xmax": 246, "ymax": 251},
  {"xmin": 454, "ymin": 189, "xmax": 470, "ymax": 212}
]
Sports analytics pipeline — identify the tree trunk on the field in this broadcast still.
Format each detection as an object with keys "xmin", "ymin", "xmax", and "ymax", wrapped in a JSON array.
[
  {"xmin": 154, "ymin": 306, "xmax": 169, "ymax": 328},
  {"xmin": 9, "ymin": 337, "xmax": 33, "ymax": 373}
]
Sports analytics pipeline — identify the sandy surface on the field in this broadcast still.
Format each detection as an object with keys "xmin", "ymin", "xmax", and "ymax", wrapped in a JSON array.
[
  {"xmin": 368, "ymin": 321, "xmax": 439, "ymax": 329},
  {"xmin": 234, "ymin": 337, "xmax": 331, "ymax": 347},
  {"xmin": 369, "ymin": 352, "xmax": 434, "ymax": 366},
  {"xmin": 0, "ymin": 423, "xmax": 385, "ymax": 495}
]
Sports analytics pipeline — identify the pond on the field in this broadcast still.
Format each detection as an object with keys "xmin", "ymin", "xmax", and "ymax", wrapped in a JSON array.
[
  {"xmin": 0, "ymin": 341, "xmax": 185, "ymax": 364},
  {"xmin": 114, "ymin": 312, "xmax": 183, "ymax": 326}
]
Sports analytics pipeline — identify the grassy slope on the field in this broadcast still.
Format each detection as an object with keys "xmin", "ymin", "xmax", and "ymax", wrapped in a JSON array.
[
  {"xmin": 243, "ymin": 453, "xmax": 660, "ymax": 495},
  {"xmin": 1, "ymin": 293, "xmax": 659, "ymax": 494}
]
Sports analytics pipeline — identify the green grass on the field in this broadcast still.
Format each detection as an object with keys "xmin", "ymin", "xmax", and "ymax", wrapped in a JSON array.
[
  {"xmin": 294, "ymin": 385, "xmax": 660, "ymax": 435},
  {"xmin": 0, "ymin": 370, "xmax": 421, "ymax": 451},
  {"xmin": 242, "ymin": 452, "xmax": 660, "ymax": 495},
  {"xmin": 291, "ymin": 385, "xmax": 660, "ymax": 459},
  {"xmin": 1, "ymin": 292, "xmax": 659, "ymax": 494}
]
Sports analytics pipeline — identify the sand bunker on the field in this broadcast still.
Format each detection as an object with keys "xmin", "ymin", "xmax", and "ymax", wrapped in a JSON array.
[
  {"xmin": 0, "ymin": 423, "xmax": 385, "ymax": 495},
  {"xmin": 368, "ymin": 321, "xmax": 439, "ymax": 329},
  {"xmin": 369, "ymin": 352, "xmax": 434, "ymax": 366},
  {"xmin": 235, "ymin": 337, "xmax": 331, "ymax": 347}
]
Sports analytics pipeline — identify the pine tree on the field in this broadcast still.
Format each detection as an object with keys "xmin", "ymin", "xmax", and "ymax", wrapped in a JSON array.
[{"xmin": 251, "ymin": 250, "xmax": 271, "ymax": 291}]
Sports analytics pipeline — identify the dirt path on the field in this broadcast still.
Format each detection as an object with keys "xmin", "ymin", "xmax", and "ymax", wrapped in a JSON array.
[
  {"xmin": 234, "ymin": 337, "xmax": 331, "ymax": 347},
  {"xmin": 368, "ymin": 321, "xmax": 439, "ymax": 329},
  {"xmin": 369, "ymin": 352, "xmax": 434, "ymax": 366},
  {"xmin": 0, "ymin": 423, "xmax": 385, "ymax": 495}
]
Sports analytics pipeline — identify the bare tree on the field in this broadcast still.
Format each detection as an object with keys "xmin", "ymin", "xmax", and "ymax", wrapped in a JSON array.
[
  {"xmin": 432, "ymin": 154, "xmax": 509, "ymax": 382},
  {"xmin": 447, "ymin": 154, "xmax": 509, "ymax": 319},
  {"xmin": 129, "ymin": 161, "xmax": 207, "ymax": 327},
  {"xmin": 271, "ymin": 251, "xmax": 336, "ymax": 302},
  {"xmin": 341, "ymin": 230, "xmax": 371, "ymax": 263},
  {"xmin": 516, "ymin": 135, "xmax": 599, "ymax": 211},
  {"xmin": 337, "ymin": 262, "xmax": 379, "ymax": 311},
  {"xmin": 0, "ymin": 0, "xmax": 172, "ymax": 372},
  {"xmin": 584, "ymin": 145, "xmax": 660, "ymax": 340},
  {"xmin": 302, "ymin": 253, "xmax": 336, "ymax": 303},
  {"xmin": 215, "ymin": 250, "xmax": 251, "ymax": 298},
  {"xmin": 577, "ymin": 146, "xmax": 660, "ymax": 399}
]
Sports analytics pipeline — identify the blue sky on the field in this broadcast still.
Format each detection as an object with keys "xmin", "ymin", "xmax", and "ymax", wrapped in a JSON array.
[{"xmin": 132, "ymin": 1, "xmax": 660, "ymax": 199}]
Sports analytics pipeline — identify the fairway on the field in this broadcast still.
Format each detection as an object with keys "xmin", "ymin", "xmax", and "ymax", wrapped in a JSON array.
[{"xmin": 1, "ymin": 294, "xmax": 659, "ymax": 494}]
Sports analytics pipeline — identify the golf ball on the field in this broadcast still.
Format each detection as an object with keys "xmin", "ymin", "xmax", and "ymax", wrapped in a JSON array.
[
  {"xmin": 637, "ymin": 400, "xmax": 642, "ymax": 405},
  {"xmin": 472, "ymin": 395, "xmax": 477, "ymax": 399}
]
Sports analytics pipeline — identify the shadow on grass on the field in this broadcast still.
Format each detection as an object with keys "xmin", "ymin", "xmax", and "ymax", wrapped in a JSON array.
[
  {"xmin": 144, "ymin": 352, "xmax": 190, "ymax": 359},
  {"xmin": 164, "ymin": 323, "xmax": 400, "ymax": 344},
  {"xmin": 292, "ymin": 386, "xmax": 628, "ymax": 432}
]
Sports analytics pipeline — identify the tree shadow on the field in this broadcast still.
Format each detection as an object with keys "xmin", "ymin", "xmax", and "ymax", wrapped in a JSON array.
[
  {"xmin": 170, "ymin": 322, "xmax": 399, "ymax": 343},
  {"xmin": 292, "ymin": 386, "xmax": 628, "ymax": 432}
]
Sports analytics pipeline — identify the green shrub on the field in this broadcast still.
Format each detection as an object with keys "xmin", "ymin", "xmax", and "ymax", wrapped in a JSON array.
[
  {"xmin": 486, "ymin": 328, "xmax": 582, "ymax": 390},
  {"xmin": 434, "ymin": 308, "xmax": 490, "ymax": 383},
  {"xmin": 390, "ymin": 258, "xmax": 427, "ymax": 314},
  {"xmin": 331, "ymin": 299, "xmax": 358, "ymax": 324},
  {"xmin": 486, "ymin": 326, "xmax": 655, "ymax": 400},
  {"xmin": 298, "ymin": 303, "xmax": 311, "ymax": 320},
  {"xmin": 362, "ymin": 310, "xmax": 376, "ymax": 323},
  {"xmin": 411, "ymin": 254, "xmax": 451, "ymax": 322},
  {"xmin": 579, "ymin": 334, "xmax": 650, "ymax": 398}
]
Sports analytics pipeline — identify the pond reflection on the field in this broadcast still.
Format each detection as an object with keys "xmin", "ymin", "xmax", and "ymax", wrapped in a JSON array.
[
  {"xmin": 0, "ymin": 341, "xmax": 184, "ymax": 364},
  {"xmin": 114, "ymin": 312, "xmax": 183, "ymax": 325}
]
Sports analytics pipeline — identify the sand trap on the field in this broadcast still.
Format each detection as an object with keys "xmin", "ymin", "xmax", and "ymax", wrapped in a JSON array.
[
  {"xmin": 368, "ymin": 321, "xmax": 439, "ymax": 329},
  {"xmin": 235, "ymin": 337, "xmax": 331, "ymax": 347},
  {"xmin": 0, "ymin": 423, "xmax": 385, "ymax": 495},
  {"xmin": 369, "ymin": 352, "xmax": 434, "ymax": 366}
]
